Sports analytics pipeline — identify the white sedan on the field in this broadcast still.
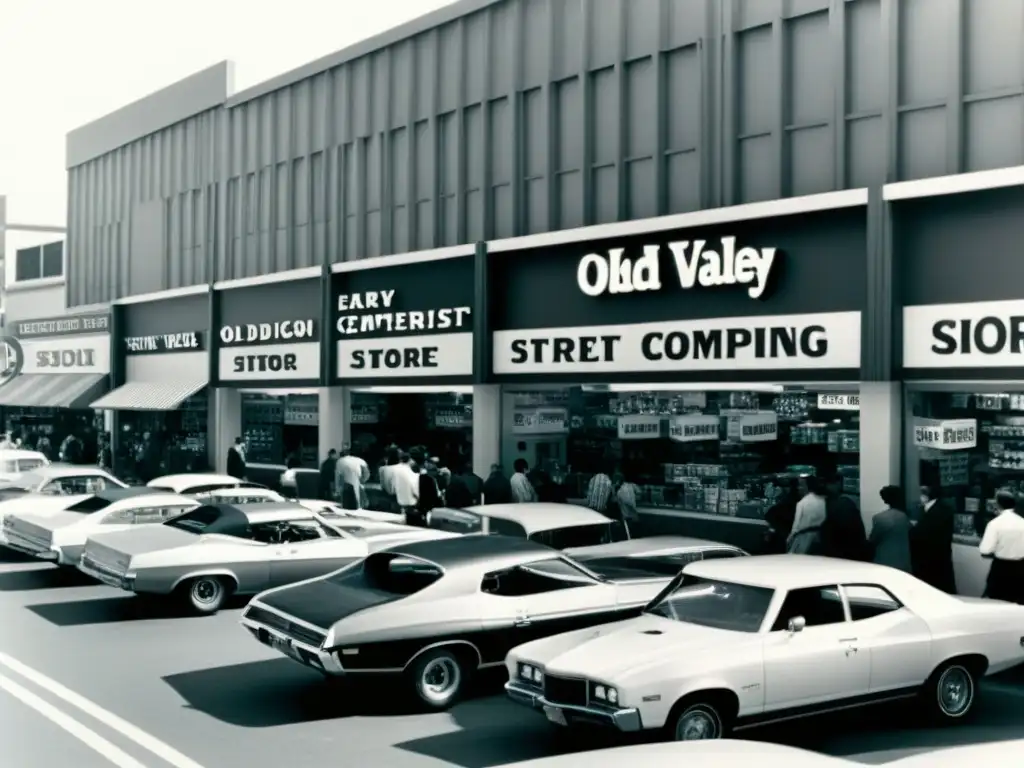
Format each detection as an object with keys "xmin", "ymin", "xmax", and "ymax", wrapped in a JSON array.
[
  {"xmin": 2, "ymin": 487, "xmax": 198, "ymax": 566},
  {"xmin": 505, "ymin": 554, "xmax": 1024, "ymax": 741}
]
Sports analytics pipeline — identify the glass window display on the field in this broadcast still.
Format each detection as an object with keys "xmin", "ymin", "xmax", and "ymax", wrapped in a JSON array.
[
  {"xmin": 241, "ymin": 392, "xmax": 319, "ymax": 468},
  {"xmin": 502, "ymin": 385, "xmax": 861, "ymax": 521},
  {"xmin": 115, "ymin": 392, "xmax": 210, "ymax": 479}
]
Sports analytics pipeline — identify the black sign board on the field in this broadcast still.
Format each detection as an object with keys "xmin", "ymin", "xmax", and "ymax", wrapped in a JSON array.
[{"xmin": 124, "ymin": 332, "xmax": 205, "ymax": 354}]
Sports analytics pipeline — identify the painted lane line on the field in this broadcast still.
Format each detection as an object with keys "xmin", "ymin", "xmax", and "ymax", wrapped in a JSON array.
[
  {"xmin": 0, "ymin": 672, "xmax": 148, "ymax": 768},
  {"xmin": 0, "ymin": 651, "xmax": 207, "ymax": 768}
]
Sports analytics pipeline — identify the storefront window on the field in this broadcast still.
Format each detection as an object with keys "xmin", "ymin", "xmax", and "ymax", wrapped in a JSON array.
[
  {"xmin": 503, "ymin": 386, "xmax": 861, "ymax": 520},
  {"xmin": 5, "ymin": 407, "xmax": 103, "ymax": 463},
  {"xmin": 241, "ymin": 392, "xmax": 319, "ymax": 468},
  {"xmin": 907, "ymin": 390, "xmax": 1023, "ymax": 544},
  {"xmin": 115, "ymin": 392, "xmax": 210, "ymax": 480}
]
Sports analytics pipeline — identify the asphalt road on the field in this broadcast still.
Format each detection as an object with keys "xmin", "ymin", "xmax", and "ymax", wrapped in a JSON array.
[{"xmin": 2, "ymin": 550, "xmax": 1024, "ymax": 768}]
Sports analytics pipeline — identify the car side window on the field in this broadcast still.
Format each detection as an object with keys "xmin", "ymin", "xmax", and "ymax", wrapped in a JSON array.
[
  {"xmin": 771, "ymin": 585, "xmax": 846, "ymax": 631},
  {"xmin": 489, "ymin": 518, "xmax": 527, "ymax": 538},
  {"xmin": 843, "ymin": 584, "xmax": 903, "ymax": 621},
  {"xmin": 482, "ymin": 558, "xmax": 596, "ymax": 597},
  {"xmin": 100, "ymin": 509, "xmax": 135, "ymax": 524},
  {"xmin": 43, "ymin": 476, "xmax": 103, "ymax": 496},
  {"xmin": 248, "ymin": 523, "xmax": 280, "ymax": 543}
]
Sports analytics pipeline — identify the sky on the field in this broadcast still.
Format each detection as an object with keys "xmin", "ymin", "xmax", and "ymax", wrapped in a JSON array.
[{"xmin": 0, "ymin": 0, "xmax": 458, "ymax": 282}]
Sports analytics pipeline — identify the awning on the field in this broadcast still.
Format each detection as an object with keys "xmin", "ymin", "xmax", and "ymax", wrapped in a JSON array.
[
  {"xmin": 0, "ymin": 374, "xmax": 109, "ymax": 409},
  {"xmin": 90, "ymin": 377, "xmax": 208, "ymax": 411}
]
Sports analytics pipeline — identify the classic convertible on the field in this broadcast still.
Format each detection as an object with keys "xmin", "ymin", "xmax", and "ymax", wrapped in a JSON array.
[
  {"xmin": 240, "ymin": 534, "xmax": 744, "ymax": 710},
  {"xmin": 2, "ymin": 487, "xmax": 197, "ymax": 566},
  {"xmin": 505, "ymin": 555, "xmax": 1024, "ymax": 740},
  {"xmin": 78, "ymin": 502, "xmax": 456, "ymax": 614}
]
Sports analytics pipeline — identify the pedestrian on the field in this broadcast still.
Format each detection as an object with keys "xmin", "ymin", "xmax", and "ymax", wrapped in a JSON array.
[
  {"xmin": 319, "ymin": 449, "xmax": 338, "ymax": 501},
  {"xmin": 787, "ymin": 476, "xmax": 826, "ymax": 554},
  {"xmin": 0, "ymin": 432, "xmax": 14, "ymax": 449},
  {"xmin": 979, "ymin": 490, "xmax": 1024, "ymax": 603},
  {"xmin": 911, "ymin": 485, "xmax": 957, "ymax": 594},
  {"xmin": 586, "ymin": 467, "xmax": 615, "ymax": 515},
  {"xmin": 483, "ymin": 463, "xmax": 512, "ymax": 504},
  {"xmin": 335, "ymin": 447, "xmax": 370, "ymax": 511},
  {"xmin": 226, "ymin": 436, "xmax": 247, "ymax": 480},
  {"xmin": 377, "ymin": 446, "xmax": 400, "ymax": 512},
  {"xmin": 392, "ymin": 451, "xmax": 420, "ymax": 524},
  {"xmin": 417, "ymin": 461, "xmax": 443, "ymax": 523},
  {"xmin": 445, "ymin": 461, "xmax": 476, "ymax": 508},
  {"xmin": 510, "ymin": 458, "xmax": 538, "ymax": 503},
  {"xmin": 821, "ymin": 473, "xmax": 869, "ymax": 561},
  {"xmin": 460, "ymin": 462, "xmax": 484, "ymax": 505},
  {"xmin": 869, "ymin": 485, "xmax": 912, "ymax": 572},
  {"xmin": 614, "ymin": 471, "xmax": 640, "ymax": 537},
  {"xmin": 765, "ymin": 477, "xmax": 801, "ymax": 554}
]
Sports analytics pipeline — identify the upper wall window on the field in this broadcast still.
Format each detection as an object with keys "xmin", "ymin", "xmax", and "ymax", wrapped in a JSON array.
[{"xmin": 14, "ymin": 241, "xmax": 63, "ymax": 282}]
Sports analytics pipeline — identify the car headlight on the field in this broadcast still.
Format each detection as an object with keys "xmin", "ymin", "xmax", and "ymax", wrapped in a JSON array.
[
  {"xmin": 517, "ymin": 662, "xmax": 543, "ymax": 685},
  {"xmin": 589, "ymin": 681, "xmax": 619, "ymax": 705}
]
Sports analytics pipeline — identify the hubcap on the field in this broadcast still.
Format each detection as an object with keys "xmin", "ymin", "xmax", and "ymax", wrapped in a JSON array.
[
  {"xmin": 192, "ymin": 579, "xmax": 220, "ymax": 604},
  {"xmin": 938, "ymin": 666, "xmax": 972, "ymax": 716},
  {"xmin": 676, "ymin": 707, "xmax": 719, "ymax": 740},
  {"xmin": 420, "ymin": 657, "xmax": 461, "ymax": 703}
]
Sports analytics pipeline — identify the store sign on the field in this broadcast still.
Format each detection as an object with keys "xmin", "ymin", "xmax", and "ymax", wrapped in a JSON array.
[
  {"xmin": 13, "ymin": 312, "xmax": 110, "ymax": 339},
  {"xmin": 669, "ymin": 414, "xmax": 720, "ymax": 443},
  {"xmin": 14, "ymin": 334, "xmax": 111, "ymax": 376},
  {"xmin": 512, "ymin": 408, "xmax": 569, "ymax": 435},
  {"xmin": 576, "ymin": 237, "xmax": 778, "ymax": 300},
  {"xmin": 493, "ymin": 311, "xmax": 861, "ymax": 374},
  {"xmin": 351, "ymin": 404, "xmax": 380, "ymax": 424},
  {"xmin": 335, "ymin": 289, "xmax": 474, "ymax": 379},
  {"xmin": 617, "ymin": 415, "xmax": 662, "ymax": 440},
  {"xmin": 904, "ymin": 299, "xmax": 1024, "ymax": 368},
  {"xmin": 217, "ymin": 319, "xmax": 320, "ymax": 382},
  {"xmin": 738, "ymin": 412, "xmax": 778, "ymax": 442},
  {"xmin": 124, "ymin": 332, "xmax": 204, "ymax": 354},
  {"xmin": 817, "ymin": 393, "xmax": 860, "ymax": 410},
  {"xmin": 913, "ymin": 418, "xmax": 977, "ymax": 451},
  {"xmin": 433, "ymin": 407, "xmax": 473, "ymax": 429}
]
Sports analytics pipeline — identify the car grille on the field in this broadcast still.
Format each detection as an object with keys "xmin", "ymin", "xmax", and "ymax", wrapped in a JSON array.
[
  {"xmin": 245, "ymin": 605, "xmax": 328, "ymax": 648},
  {"xmin": 543, "ymin": 674, "xmax": 588, "ymax": 707}
]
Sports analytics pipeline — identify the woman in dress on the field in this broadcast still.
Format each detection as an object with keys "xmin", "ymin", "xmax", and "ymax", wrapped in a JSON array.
[{"xmin": 787, "ymin": 476, "xmax": 826, "ymax": 554}]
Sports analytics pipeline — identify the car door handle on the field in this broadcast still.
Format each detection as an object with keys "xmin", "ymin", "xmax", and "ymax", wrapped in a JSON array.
[
  {"xmin": 838, "ymin": 637, "xmax": 858, "ymax": 643},
  {"xmin": 514, "ymin": 617, "xmax": 531, "ymax": 627}
]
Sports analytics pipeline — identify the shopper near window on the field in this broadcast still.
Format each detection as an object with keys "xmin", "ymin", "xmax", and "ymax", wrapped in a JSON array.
[
  {"xmin": 787, "ymin": 476, "xmax": 826, "ymax": 554},
  {"xmin": 765, "ymin": 478, "xmax": 801, "ymax": 554},
  {"xmin": 614, "ymin": 471, "xmax": 640, "ymax": 536},
  {"xmin": 335, "ymin": 446, "xmax": 370, "ymax": 511},
  {"xmin": 483, "ymin": 464, "xmax": 512, "ymax": 504},
  {"xmin": 393, "ymin": 451, "xmax": 421, "ymax": 524},
  {"xmin": 821, "ymin": 473, "xmax": 869, "ymax": 561},
  {"xmin": 318, "ymin": 449, "xmax": 338, "ymax": 501},
  {"xmin": 445, "ymin": 460, "xmax": 482, "ymax": 508},
  {"xmin": 417, "ymin": 461, "xmax": 443, "ymax": 522},
  {"xmin": 869, "ymin": 485, "xmax": 912, "ymax": 572},
  {"xmin": 227, "ymin": 436, "xmax": 246, "ymax": 480},
  {"xmin": 979, "ymin": 490, "xmax": 1024, "ymax": 603},
  {"xmin": 586, "ymin": 468, "xmax": 614, "ymax": 515},
  {"xmin": 377, "ymin": 446, "xmax": 400, "ymax": 511},
  {"xmin": 911, "ymin": 485, "xmax": 957, "ymax": 594},
  {"xmin": 510, "ymin": 458, "xmax": 538, "ymax": 503}
]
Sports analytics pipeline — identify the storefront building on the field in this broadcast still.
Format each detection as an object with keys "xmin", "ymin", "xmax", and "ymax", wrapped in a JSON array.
[
  {"xmin": 91, "ymin": 286, "xmax": 211, "ymax": 479},
  {"xmin": 211, "ymin": 270, "xmax": 325, "ymax": 473},
  {"xmin": 890, "ymin": 170, "xmax": 1024, "ymax": 596},
  {"xmin": 332, "ymin": 248, "xmax": 477, "ymax": 473},
  {"xmin": 0, "ymin": 304, "xmax": 111, "ymax": 461},
  {"xmin": 476, "ymin": 190, "xmax": 891, "ymax": 546}
]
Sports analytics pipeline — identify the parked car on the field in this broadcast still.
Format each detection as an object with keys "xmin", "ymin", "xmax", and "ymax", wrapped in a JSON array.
[
  {"xmin": 79, "ymin": 502, "xmax": 456, "ymax": 615},
  {"xmin": 566, "ymin": 536, "xmax": 747, "ymax": 576},
  {"xmin": 0, "ymin": 448, "xmax": 49, "ymax": 483},
  {"xmin": 505, "ymin": 554, "xmax": 1024, "ymax": 740},
  {"xmin": 428, "ymin": 503, "xmax": 628, "ymax": 548},
  {"xmin": 2, "ymin": 487, "xmax": 198, "ymax": 566},
  {"xmin": 185, "ymin": 489, "xmax": 409, "ymax": 527},
  {"xmin": 240, "ymin": 534, "xmax": 742, "ymax": 711},
  {"xmin": 298, "ymin": 499, "xmax": 405, "ymax": 526},
  {"xmin": 146, "ymin": 473, "xmax": 268, "ymax": 496}
]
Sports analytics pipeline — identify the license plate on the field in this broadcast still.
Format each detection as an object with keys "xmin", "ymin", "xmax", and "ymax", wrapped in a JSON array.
[
  {"xmin": 270, "ymin": 636, "xmax": 300, "ymax": 660},
  {"xmin": 543, "ymin": 705, "xmax": 567, "ymax": 726}
]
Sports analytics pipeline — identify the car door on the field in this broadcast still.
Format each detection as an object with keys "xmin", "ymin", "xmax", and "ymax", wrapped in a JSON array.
[
  {"xmin": 761, "ymin": 585, "xmax": 871, "ymax": 712},
  {"xmin": 265, "ymin": 519, "xmax": 361, "ymax": 588},
  {"xmin": 839, "ymin": 583, "xmax": 933, "ymax": 694}
]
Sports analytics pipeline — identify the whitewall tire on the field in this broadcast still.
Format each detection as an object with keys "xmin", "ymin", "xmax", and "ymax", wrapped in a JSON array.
[
  {"xmin": 182, "ymin": 575, "xmax": 228, "ymax": 615},
  {"xmin": 409, "ymin": 648, "xmax": 467, "ymax": 711},
  {"xmin": 926, "ymin": 662, "xmax": 977, "ymax": 723},
  {"xmin": 668, "ymin": 700, "xmax": 726, "ymax": 741}
]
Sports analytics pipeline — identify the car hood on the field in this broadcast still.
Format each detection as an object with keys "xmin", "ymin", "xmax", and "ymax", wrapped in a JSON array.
[
  {"xmin": 532, "ymin": 614, "xmax": 750, "ymax": 680},
  {"xmin": 86, "ymin": 525, "xmax": 198, "ymax": 558},
  {"xmin": 254, "ymin": 576, "xmax": 402, "ymax": 633},
  {"xmin": 9, "ymin": 511, "xmax": 85, "ymax": 533},
  {"xmin": 0, "ymin": 495, "xmax": 82, "ymax": 519}
]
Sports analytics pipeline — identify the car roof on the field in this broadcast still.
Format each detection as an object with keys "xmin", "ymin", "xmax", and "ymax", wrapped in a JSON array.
[
  {"xmin": 24, "ymin": 464, "xmax": 111, "ymax": 479},
  {"xmin": 0, "ymin": 449, "xmax": 47, "ymax": 459},
  {"xmin": 91, "ymin": 486, "xmax": 163, "ymax": 502},
  {"xmin": 567, "ymin": 536, "xmax": 741, "ymax": 559},
  {"xmin": 456, "ymin": 503, "xmax": 613, "ymax": 534},
  {"xmin": 684, "ymin": 554, "xmax": 893, "ymax": 589},
  {"xmin": 383, "ymin": 534, "xmax": 556, "ymax": 570},
  {"xmin": 231, "ymin": 502, "xmax": 319, "ymax": 524},
  {"xmin": 147, "ymin": 473, "xmax": 247, "ymax": 490}
]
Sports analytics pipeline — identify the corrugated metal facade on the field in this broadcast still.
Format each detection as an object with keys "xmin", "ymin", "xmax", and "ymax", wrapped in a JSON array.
[{"xmin": 65, "ymin": 0, "xmax": 1024, "ymax": 306}]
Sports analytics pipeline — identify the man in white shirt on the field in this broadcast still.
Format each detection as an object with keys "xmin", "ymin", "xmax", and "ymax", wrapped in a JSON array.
[
  {"xmin": 335, "ymin": 447, "xmax": 370, "ymax": 510},
  {"xmin": 979, "ymin": 490, "xmax": 1024, "ymax": 603},
  {"xmin": 510, "ymin": 458, "xmax": 538, "ymax": 504},
  {"xmin": 391, "ymin": 452, "xmax": 421, "ymax": 525}
]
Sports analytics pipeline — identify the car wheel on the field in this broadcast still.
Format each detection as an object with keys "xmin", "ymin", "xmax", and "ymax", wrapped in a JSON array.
[
  {"xmin": 667, "ymin": 699, "xmax": 727, "ymax": 741},
  {"xmin": 182, "ymin": 575, "xmax": 228, "ymax": 615},
  {"xmin": 925, "ymin": 662, "xmax": 978, "ymax": 722},
  {"xmin": 409, "ymin": 648, "xmax": 468, "ymax": 711}
]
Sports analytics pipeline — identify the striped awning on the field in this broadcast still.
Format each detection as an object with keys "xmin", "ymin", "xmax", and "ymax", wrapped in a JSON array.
[
  {"xmin": 90, "ymin": 378, "xmax": 208, "ymax": 411},
  {"xmin": 0, "ymin": 374, "xmax": 109, "ymax": 409}
]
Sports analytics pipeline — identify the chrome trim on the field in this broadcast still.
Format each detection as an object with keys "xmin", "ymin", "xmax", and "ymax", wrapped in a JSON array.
[
  {"xmin": 402, "ymin": 640, "xmax": 483, "ymax": 671},
  {"xmin": 240, "ymin": 617, "xmax": 345, "ymax": 675},
  {"xmin": 3, "ymin": 533, "xmax": 57, "ymax": 560},
  {"xmin": 78, "ymin": 558, "xmax": 130, "ymax": 589},
  {"xmin": 504, "ymin": 682, "xmax": 642, "ymax": 732}
]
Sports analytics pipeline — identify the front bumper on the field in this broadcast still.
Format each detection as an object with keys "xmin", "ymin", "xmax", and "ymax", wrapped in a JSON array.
[
  {"xmin": 240, "ymin": 616, "xmax": 342, "ymax": 675},
  {"xmin": 2, "ymin": 531, "xmax": 57, "ymax": 561},
  {"xmin": 504, "ymin": 682, "xmax": 642, "ymax": 732}
]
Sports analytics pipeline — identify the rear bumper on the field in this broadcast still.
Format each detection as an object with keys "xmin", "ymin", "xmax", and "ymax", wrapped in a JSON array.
[
  {"xmin": 240, "ymin": 617, "xmax": 342, "ymax": 675},
  {"xmin": 78, "ymin": 558, "xmax": 132, "ymax": 590},
  {"xmin": 504, "ymin": 682, "xmax": 642, "ymax": 732},
  {"xmin": 2, "ymin": 532, "xmax": 57, "ymax": 561}
]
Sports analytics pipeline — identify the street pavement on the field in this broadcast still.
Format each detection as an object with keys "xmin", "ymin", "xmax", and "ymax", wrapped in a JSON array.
[{"xmin": 2, "ymin": 549, "xmax": 1024, "ymax": 768}]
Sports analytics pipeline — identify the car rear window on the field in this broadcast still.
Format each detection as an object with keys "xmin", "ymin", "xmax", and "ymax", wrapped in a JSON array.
[
  {"xmin": 580, "ymin": 555, "xmax": 688, "ymax": 579},
  {"xmin": 529, "ymin": 522, "xmax": 627, "ymax": 550},
  {"xmin": 428, "ymin": 508, "xmax": 483, "ymax": 534},
  {"xmin": 65, "ymin": 496, "xmax": 115, "ymax": 514},
  {"xmin": 327, "ymin": 552, "xmax": 443, "ymax": 595}
]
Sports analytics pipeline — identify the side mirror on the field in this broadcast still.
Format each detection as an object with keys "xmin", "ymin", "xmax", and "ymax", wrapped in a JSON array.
[{"xmin": 787, "ymin": 616, "xmax": 807, "ymax": 634}]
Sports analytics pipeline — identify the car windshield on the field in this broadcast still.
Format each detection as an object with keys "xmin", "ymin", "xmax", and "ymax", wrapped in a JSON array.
[
  {"xmin": 644, "ymin": 573, "xmax": 775, "ymax": 633},
  {"xmin": 529, "ymin": 521, "xmax": 627, "ymax": 550},
  {"xmin": 0, "ymin": 459, "xmax": 46, "ymax": 474}
]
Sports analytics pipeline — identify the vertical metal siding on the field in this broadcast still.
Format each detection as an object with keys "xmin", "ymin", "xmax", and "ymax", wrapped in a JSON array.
[{"xmin": 66, "ymin": 0, "xmax": 1024, "ymax": 304}]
